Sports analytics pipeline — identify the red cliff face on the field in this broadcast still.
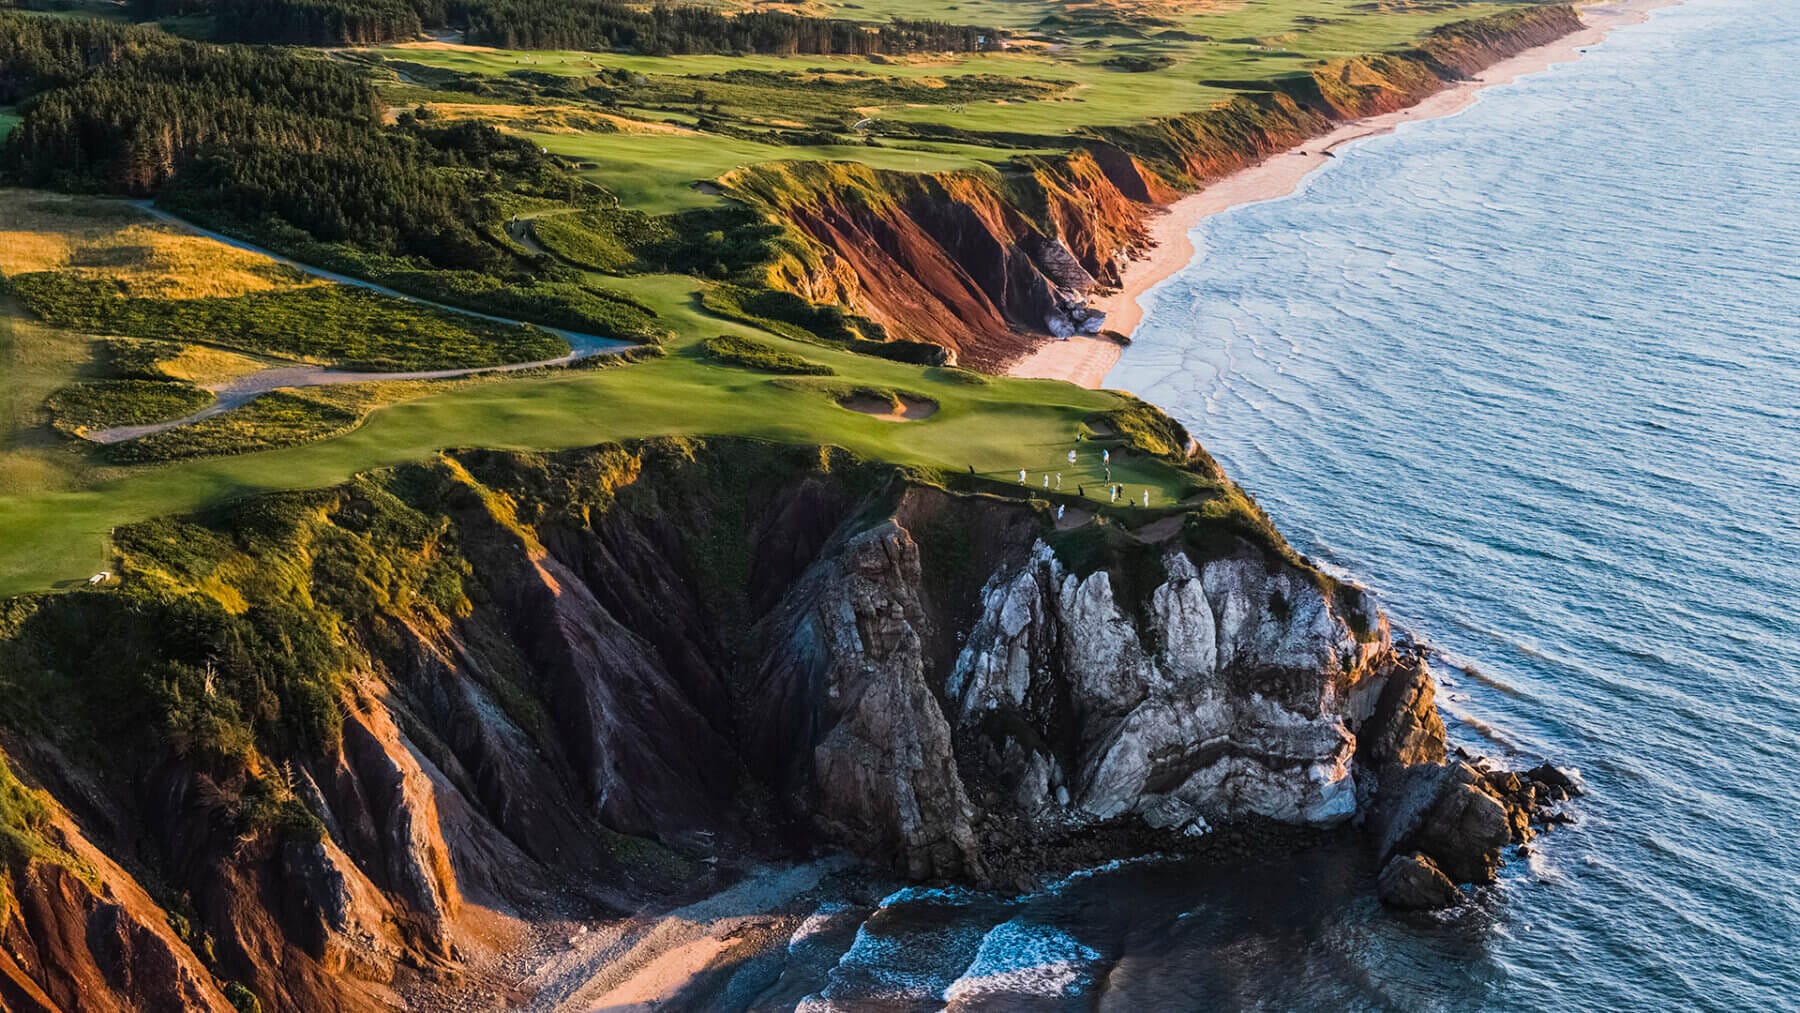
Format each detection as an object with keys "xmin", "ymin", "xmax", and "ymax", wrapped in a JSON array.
[
  {"xmin": 724, "ymin": 154, "xmax": 1165, "ymax": 370},
  {"xmin": 725, "ymin": 4, "xmax": 1583, "ymax": 370}
]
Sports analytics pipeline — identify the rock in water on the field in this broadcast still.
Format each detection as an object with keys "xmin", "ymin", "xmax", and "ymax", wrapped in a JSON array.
[
  {"xmin": 1377, "ymin": 852, "xmax": 1461, "ymax": 910},
  {"xmin": 1413, "ymin": 783, "xmax": 1512, "ymax": 884},
  {"xmin": 1368, "ymin": 761, "xmax": 1515, "ymax": 889},
  {"xmin": 1525, "ymin": 762, "xmax": 1586, "ymax": 796}
]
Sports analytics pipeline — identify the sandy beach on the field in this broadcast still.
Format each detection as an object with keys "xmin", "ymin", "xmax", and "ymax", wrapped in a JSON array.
[{"xmin": 1005, "ymin": 0, "xmax": 1676, "ymax": 389}]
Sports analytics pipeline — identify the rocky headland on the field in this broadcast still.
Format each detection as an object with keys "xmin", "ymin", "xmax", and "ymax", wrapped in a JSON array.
[
  {"xmin": 0, "ymin": 9, "xmax": 1604, "ymax": 1009},
  {"xmin": 0, "ymin": 434, "xmax": 1577, "ymax": 1009}
]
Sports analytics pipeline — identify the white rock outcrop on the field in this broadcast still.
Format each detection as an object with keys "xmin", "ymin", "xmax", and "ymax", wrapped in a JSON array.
[{"xmin": 946, "ymin": 542, "xmax": 1378, "ymax": 829}]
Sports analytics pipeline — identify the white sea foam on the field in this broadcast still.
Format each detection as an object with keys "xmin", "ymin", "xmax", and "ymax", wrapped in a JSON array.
[
  {"xmin": 876, "ymin": 883, "xmax": 983, "ymax": 907},
  {"xmin": 800, "ymin": 912, "xmax": 989, "ymax": 1010},
  {"xmin": 1037, "ymin": 852, "xmax": 1172, "ymax": 897},
  {"xmin": 787, "ymin": 901, "xmax": 855, "ymax": 954},
  {"xmin": 942, "ymin": 919, "xmax": 1102, "ymax": 1003}
]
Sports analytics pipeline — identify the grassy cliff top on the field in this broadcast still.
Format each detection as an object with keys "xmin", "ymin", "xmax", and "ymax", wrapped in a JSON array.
[
  {"xmin": 0, "ymin": 192, "xmax": 1218, "ymax": 594},
  {"xmin": 0, "ymin": 1, "xmax": 1567, "ymax": 594},
  {"xmin": 364, "ymin": 0, "xmax": 1532, "ymax": 212}
]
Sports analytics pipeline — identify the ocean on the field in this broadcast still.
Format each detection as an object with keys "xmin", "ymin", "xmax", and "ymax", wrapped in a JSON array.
[
  {"xmin": 797, "ymin": 0, "xmax": 1800, "ymax": 1008},
  {"xmin": 1103, "ymin": 0, "xmax": 1800, "ymax": 1006}
]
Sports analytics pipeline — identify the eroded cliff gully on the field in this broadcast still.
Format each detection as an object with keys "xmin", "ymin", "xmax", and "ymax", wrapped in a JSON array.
[
  {"xmin": 0, "ymin": 439, "xmax": 1576, "ymax": 1010},
  {"xmin": 722, "ymin": 5, "xmax": 1583, "ymax": 369}
]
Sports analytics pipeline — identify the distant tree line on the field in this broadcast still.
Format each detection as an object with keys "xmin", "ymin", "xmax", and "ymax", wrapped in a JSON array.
[
  {"xmin": 460, "ymin": 1, "xmax": 997, "ymax": 56},
  {"xmin": 130, "ymin": 0, "xmax": 445, "ymax": 44},
  {"xmin": 213, "ymin": 0, "xmax": 426, "ymax": 46},
  {"xmin": 0, "ymin": 15, "xmax": 171, "ymax": 105},
  {"xmin": 125, "ymin": 0, "xmax": 997, "ymax": 53},
  {"xmin": 1, "ymin": 15, "xmax": 542, "ymax": 266}
]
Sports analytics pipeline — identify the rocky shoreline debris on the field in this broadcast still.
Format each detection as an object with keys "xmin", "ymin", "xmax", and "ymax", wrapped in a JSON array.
[{"xmin": 1374, "ymin": 752, "xmax": 1585, "ymax": 911}]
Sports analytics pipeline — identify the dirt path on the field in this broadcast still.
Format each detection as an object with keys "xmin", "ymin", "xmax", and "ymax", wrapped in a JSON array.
[
  {"xmin": 129, "ymin": 202, "xmax": 625, "ymax": 356},
  {"xmin": 85, "ymin": 351, "xmax": 610, "ymax": 444},
  {"xmin": 86, "ymin": 205, "xmax": 640, "ymax": 444}
]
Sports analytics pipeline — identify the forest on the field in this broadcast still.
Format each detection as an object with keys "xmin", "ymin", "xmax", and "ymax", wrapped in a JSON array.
[
  {"xmin": 0, "ymin": 12, "xmax": 673, "ymax": 340},
  {"xmin": 459, "ymin": 2, "xmax": 997, "ymax": 56},
  {"xmin": 123, "ymin": 0, "xmax": 998, "ymax": 51}
]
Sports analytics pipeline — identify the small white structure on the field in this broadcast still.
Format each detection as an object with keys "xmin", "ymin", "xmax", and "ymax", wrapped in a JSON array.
[{"xmin": 88, "ymin": 571, "xmax": 111, "ymax": 586}]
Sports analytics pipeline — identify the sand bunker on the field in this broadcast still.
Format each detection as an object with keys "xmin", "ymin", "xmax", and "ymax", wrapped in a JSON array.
[{"xmin": 838, "ymin": 391, "xmax": 938, "ymax": 421}]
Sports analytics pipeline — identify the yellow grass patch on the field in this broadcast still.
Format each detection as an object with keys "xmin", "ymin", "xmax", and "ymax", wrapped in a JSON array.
[
  {"xmin": 0, "ymin": 190, "xmax": 312, "ymax": 300},
  {"xmin": 154, "ymin": 345, "xmax": 272, "ymax": 385},
  {"xmin": 390, "ymin": 40, "xmax": 491, "ymax": 53}
]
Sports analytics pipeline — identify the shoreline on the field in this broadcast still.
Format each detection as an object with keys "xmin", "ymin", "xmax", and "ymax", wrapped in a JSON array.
[{"xmin": 1004, "ymin": 0, "xmax": 1676, "ymax": 390}]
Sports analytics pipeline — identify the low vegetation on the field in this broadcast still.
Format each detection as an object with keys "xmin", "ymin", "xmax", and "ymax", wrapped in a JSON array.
[
  {"xmin": 701, "ymin": 334, "xmax": 834, "ymax": 375},
  {"xmin": 1094, "ymin": 399, "xmax": 1193, "ymax": 461},
  {"xmin": 99, "ymin": 338, "xmax": 268, "ymax": 385},
  {"xmin": 9, "ymin": 272, "xmax": 568, "ymax": 370},
  {"xmin": 701, "ymin": 283, "xmax": 872, "ymax": 345},
  {"xmin": 45, "ymin": 379, "xmax": 213, "ymax": 434},
  {"xmin": 0, "ymin": 754, "xmax": 56, "ymax": 869},
  {"xmin": 105, "ymin": 389, "xmax": 366, "ymax": 464},
  {"xmin": 529, "ymin": 204, "xmax": 786, "ymax": 279},
  {"xmin": 0, "ymin": 192, "xmax": 308, "ymax": 300}
]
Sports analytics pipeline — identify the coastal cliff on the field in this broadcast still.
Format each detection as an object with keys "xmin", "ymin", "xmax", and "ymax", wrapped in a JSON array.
[
  {"xmin": 0, "ymin": 437, "xmax": 1571, "ymax": 1009},
  {"xmin": 722, "ymin": 5, "xmax": 1583, "ymax": 368}
]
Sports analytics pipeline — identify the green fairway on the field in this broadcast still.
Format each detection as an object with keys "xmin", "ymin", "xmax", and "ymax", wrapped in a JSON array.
[
  {"xmin": 375, "ymin": 0, "xmax": 1520, "ymax": 133},
  {"xmin": 0, "ymin": 307, "xmax": 1192, "ymax": 594},
  {"xmin": 0, "ymin": 109, "xmax": 18, "ymax": 142},
  {"xmin": 0, "ymin": 0, "xmax": 1541, "ymax": 594},
  {"xmin": 523, "ymin": 131, "xmax": 1018, "ymax": 213}
]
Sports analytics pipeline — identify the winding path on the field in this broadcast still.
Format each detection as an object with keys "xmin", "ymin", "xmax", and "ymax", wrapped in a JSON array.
[{"xmin": 87, "ymin": 206, "xmax": 640, "ymax": 444}]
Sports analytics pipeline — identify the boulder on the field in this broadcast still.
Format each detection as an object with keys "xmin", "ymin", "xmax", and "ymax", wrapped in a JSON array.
[
  {"xmin": 1414, "ymin": 783, "xmax": 1511, "ymax": 884},
  {"xmin": 1525, "ymin": 762, "xmax": 1585, "ymax": 796},
  {"xmin": 1369, "ymin": 760, "xmax": 1514, "ymax": 886},
  {"xmin": 1357, "ymin": 654, "xmax": 1448, "ymax": 769},
  {"xmin": 1377, "ymin": 852, "xmax": 1461, "ymax": 910}
]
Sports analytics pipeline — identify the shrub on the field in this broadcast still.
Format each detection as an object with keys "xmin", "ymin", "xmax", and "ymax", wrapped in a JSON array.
[
  {"xmin": 11, "ymin": 273, "xmax": 568, "ymax": 370},
  {"xmin": 45, "ymin": 380, "xmax": 213, "ymax": 433},
  {"xmin": 105, "ymin": 391, "xmax": 361, "ymax": 464},
  {"xmin": 0, "ymin": 757, "xmax": 52, "ymax": 866},
  {"xmin": 100, "ymin": 338, "xmax": 184, "ymax": 380},
  {"xmin": 223, "ymin": 983, "xmax": 262, "ymax": 1013},
  {"xmin": 701, "ymin": 335, "xmax": 834, "ymax": 375},
  {"xmin": 1103, "ymin": 54, "xmax": 1176, "ymax": 72},
  {"xmin": 1091, "ymin": 399, "xmax": 1192, "ymax": 460}
]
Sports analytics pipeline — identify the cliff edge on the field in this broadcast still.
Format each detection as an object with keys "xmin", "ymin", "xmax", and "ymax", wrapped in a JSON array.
[
  {"xmin": 722, "ymin": 5, "xmax": 1584, "ymax": 368},
  {"xmin": 0, "ymin": 437, "xmax": 1573, "ymax": 1009}
]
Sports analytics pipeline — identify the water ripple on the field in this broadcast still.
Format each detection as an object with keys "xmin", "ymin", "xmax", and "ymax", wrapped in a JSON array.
[{"xmin": 1111, "ymin": 0, "xmax": 1800, "ymax": 1007}]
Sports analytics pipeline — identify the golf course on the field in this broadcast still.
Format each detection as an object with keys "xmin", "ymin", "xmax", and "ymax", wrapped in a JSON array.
[{"xmin": 0, "ymin": 0, "xmax": 1561, "ymax": 594}]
